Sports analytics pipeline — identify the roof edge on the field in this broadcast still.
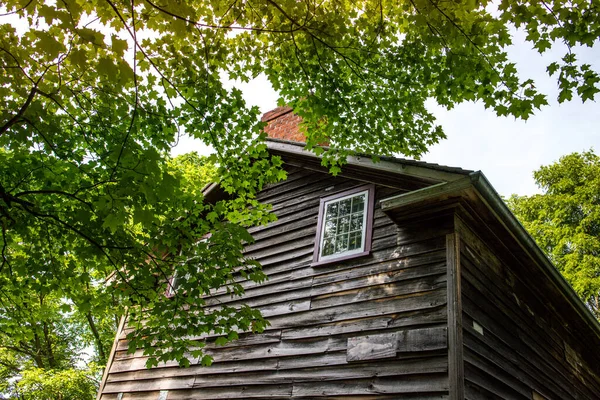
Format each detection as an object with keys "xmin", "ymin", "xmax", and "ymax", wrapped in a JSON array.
[
  {"xmin": 96, "ymin": 312, "xmax": 128, "ymax": 399},
  {"xmin": 266, "ymin": 139, "xmax": 472, "ymax": 184}
]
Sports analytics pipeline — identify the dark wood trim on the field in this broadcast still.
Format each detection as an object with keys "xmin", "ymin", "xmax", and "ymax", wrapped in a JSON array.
[
  {"xmin": 267, "ymin": 140, "xmax": 469, "ymax": 184},
  {"xmin": 311, "ymin": 184, "xmax": 375, "ymax": 266},
  {"xmin": 315, "ymin": 183, "xmax": 375, "ymax": 205},
  {"xmin": 310, "ymin": 249, "xmax": 371, "ymax": 267},
  {"xmin": 447, "ymin": 232, "xmax": 464, "ymax": 400}
]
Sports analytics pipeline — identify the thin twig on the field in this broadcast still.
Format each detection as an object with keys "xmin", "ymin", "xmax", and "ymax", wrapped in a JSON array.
[
  {"xmin": 111, "ymin": 0, "xmax": 140, "ymax": 179},
  {"xmin": 15, "ymin": 189, "xmax": 94, "ymax": 211},
  {"xmin": 0, "ymin": 0, "xmax": 33, "ymax": 16}
]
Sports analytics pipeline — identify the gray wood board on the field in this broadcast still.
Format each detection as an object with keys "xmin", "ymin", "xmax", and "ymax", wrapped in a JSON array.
[
  {"xmin": 459, "ymin": 225, "xmax": 600, "ymax": 400},
  {"xmin": 102, "ymin": 170, "xmax": 455, "ymax": 399}
]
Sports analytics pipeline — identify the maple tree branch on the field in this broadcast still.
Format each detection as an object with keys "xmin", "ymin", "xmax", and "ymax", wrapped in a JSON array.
[
  {"xmin": 0, "ymin": 0, "xmax": 34, "ymax": 16},
  {"xmin": 85, "ymin": 311, "xmax": 107, "ymax": 362},
  {"xmin": 0, "ymin": 47, "xmax": 34, "ymax": 84},
  {"xmin": 424, "ymin": 0, "xmax": 525, "ymax": 101},
  {"xmin": 14, "ymin": 190, "xmax": 94, "ymax": 211},
  {"xmin": 0, "ymin": 345, "xmax": 39, "ymax": 359},
  {"xmin": 17, "ymin": 203, "xmax": 130, "ymax": 251},
  {"xmin": 0, "ymin": 222, "xmax": 8, "ymax": 274},
  {"xmin": 0, "ymin": 85, "xmax": 38, "ymax": 137},
  {"xmin": 106, "ymin": 0, "xmax": 228, "ymax": 163},
  {"xmin": 143, "ymin": 0, "xmax": 303, "ymax": 33}
]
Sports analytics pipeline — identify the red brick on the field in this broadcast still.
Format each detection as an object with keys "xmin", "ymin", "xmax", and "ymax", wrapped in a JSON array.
[{"xmin": 262, "ymin": 107, "xmax": 306, "ymax": 143}]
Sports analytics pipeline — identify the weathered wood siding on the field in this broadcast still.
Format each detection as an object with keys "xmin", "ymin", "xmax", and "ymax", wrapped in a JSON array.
[
  {"xmin": 99, "ymin": 166, "xmax": 454, "ymax": 399},
  {"xmin": 457, "ymin": 218, "xmax": 600, "ymax": 400}
]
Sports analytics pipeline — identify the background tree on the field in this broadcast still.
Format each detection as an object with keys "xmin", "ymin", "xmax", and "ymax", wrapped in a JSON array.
[
  {"xmin": 0, "ymin": 282, "xmax": 103, "ymax": 398},
  {"xmin": 508, "ymin": 150, "xmax": 600, "ymax": 319},
  {"xmin": 1, "ymin": 0, "xmax": 600, "ymax": 373},
  {"xmin": 0, "ymin": 153, "xmax": 217, "ymax": 396},
  {"xmin": 8, "ymin": 366, "xmax": 100, "ymax": 399}
]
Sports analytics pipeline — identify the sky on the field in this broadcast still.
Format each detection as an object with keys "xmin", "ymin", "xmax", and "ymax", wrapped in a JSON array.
[
  {"xmin": 172, "ymin": 32, "xmax": 600, "ymax": 198},
  {"xmin": 424, "ymin": 32, "xmax": 600, "ymax": 197}
]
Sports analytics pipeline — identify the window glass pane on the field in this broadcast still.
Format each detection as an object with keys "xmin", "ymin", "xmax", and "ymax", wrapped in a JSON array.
[
  {"xmin": 335, "ymin": 233, "xmax": 349, "ymax": 253},
  {"xmin": 348, "ymin": 231, "xmax": 362, "ymax": 250},
  {"xmin": 338, "ymin": 216, "xmax": 350, "ymax": 233},
  {"xmin": 351, "ymin": 195, "xmax": 365, "ymax": 213},
  {"xmin": 350, "ymin": 213, "xmax": 363, "ymax": 231},
  {"xmin": 324, "ymin": 219, "xmax": 337, "ymax": 238},
  {"xmin": 326, "ymin": 203, "xmax": 339, "ymax": 219},
  {"xmin": 339, "ymin": 198, "xmax": 352, "ymax": 216},
  {"xmin": 322, "ymin": 237, "xmax": 335, "ymax": 256}
]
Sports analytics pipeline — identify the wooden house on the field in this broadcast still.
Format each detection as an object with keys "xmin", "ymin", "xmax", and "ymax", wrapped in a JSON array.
[{"xmin": 97, "ymin": 107, "xmax": 600, "ymax": 399}]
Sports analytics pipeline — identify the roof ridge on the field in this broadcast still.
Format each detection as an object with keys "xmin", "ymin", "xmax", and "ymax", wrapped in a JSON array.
[
  {"xmin": 264, "ymin": 137, "xmax": 473, "ymax": 175},
  {"xmin": 261, "ymin": 106, "xmax": 294, "ymax": 123}
]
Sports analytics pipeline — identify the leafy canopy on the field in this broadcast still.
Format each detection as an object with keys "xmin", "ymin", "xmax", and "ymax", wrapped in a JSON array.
[
  {"xmin": 508, "ymin": 151, "xmax": 600, "ymax": 319},
  {"xmin": 0, "ymin": 153, "xmax": 217, "ymax": 395},
  {"xmin": 1, "ymin": 0, "xmax": 599, "ymax": 368},
  {"xmin": 0, "ymin": 278, "xmax": 104, "ymax": 398},
  {"xmin": 11, "ymin": 366, "xmax": 100, "ymax": 400}
]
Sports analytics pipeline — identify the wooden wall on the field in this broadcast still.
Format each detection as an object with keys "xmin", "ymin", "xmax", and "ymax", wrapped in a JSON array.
[
  {"xmin": 457, "ymin": 218, "xmax": 600, "ymax": 400},
  {"xmin": 98, "ymin": 166, "xmax": 454, "ymax": 399}
]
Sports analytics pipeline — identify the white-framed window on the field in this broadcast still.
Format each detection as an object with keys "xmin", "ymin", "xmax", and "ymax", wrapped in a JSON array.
[
  {"xmin": 166, "ymin": 272, "xmax": 182, "ymax": 298},
  {"xmin": 313, "ymin": 184, "xmax": 375, "ymax": 265}
]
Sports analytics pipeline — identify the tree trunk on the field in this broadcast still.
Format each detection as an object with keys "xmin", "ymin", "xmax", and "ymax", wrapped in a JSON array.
[
  {"xmin": 32, "ymin": 331, "xmax": 45, "ymax": 368},
  {"xmin": 86, "ymin": 312, "xmax": 107, "ymax": 363},
  {"xmin": 42, "ymin": 322, "xmax": 56, "ymax": 368}
]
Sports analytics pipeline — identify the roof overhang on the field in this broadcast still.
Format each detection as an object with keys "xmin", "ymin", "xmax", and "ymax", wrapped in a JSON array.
[
  {"xmin": 201, "ymin": 182, "xmax": 227, "ymax": 204},
  {"xmin": 380, "ymin": 171, "xmax": 600, "ymax": 341},
  {"xmin": 202, "ymin": 139, "xmax": 472, "ymax": 201},
  {"xmin": 266, "ymin": 139, "xmax": 471, "ymax": 187}
]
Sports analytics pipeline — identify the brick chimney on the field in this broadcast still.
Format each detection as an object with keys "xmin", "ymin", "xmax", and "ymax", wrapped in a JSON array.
[{"xmin": 261, "ymin": 106, "xmax": 306, "ymax": 143}]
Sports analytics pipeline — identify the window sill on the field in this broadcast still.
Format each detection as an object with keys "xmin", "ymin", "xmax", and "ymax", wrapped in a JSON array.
[{"xmin": 310, "ymin": 250, "xmax": 371, "ymax": 267}]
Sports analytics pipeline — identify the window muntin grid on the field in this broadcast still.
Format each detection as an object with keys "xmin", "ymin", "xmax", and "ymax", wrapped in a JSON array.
[{"xmin": 319, "ymin": 189, "xmax": 369, "ymax": 261}]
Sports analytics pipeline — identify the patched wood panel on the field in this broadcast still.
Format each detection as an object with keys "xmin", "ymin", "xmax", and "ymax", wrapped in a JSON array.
[
  {"xmin": 347, "ymin": 332, "xmax": 398, "ymax": 362},
  {"xmin": 346, "ymin": 326, "xmax": 448, "ymax": 362},
  {"xmin": 397, "ymin": 326, "xmax": 448, "ymax": 352}
]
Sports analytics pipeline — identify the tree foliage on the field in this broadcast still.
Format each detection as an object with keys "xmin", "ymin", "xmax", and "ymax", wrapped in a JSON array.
[
  {"xmin": 508, "ymin": 151, "xmax": 600, "ymax": 319},
  {"xmin": 8, "ymin": 365, "xmax": 100, "ymax": 399},
  {"xmin": 0, "ymin": 0, "xmax": 599, "ymax": 370},
  {"xmin": 0, "ymin": 284, "xmax": 104, "ymax": 398},
  {"xmin": 0, "ymin": 153, "xmax": 218, "ymax": 389}
]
